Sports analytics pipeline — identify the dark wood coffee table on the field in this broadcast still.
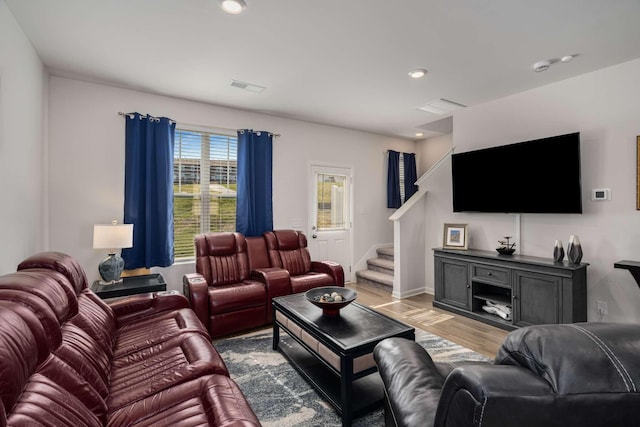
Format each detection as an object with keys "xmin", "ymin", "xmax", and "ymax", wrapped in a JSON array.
[{"xmin": 272, "ymin": 292, "xmax": 415, "ymax": 427}]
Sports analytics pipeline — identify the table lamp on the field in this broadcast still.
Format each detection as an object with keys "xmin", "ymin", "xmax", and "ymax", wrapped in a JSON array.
[{"xmin": 93, "ymin": 220, "xmax": 133, "ymax": 285}]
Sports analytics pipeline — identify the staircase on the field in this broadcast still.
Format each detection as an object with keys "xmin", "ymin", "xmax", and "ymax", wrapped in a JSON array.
[{"xmin": 355, "ymin": 246, "xmax": 394, "ymax": 292}]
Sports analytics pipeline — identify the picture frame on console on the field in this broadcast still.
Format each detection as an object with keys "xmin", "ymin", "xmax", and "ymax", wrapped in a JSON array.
[{"xmin": 443, "ymin": 223, "xmax": 468, "ymax": 249}]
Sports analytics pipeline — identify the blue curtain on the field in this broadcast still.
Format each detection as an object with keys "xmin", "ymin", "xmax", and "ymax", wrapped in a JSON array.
[
  {"xmin": 121, "ymin": 113, "xmax": 176, "ymax": 269},
  {"xmin": 387, "ymin": 150, "xmax": 401, "ymax": 208},
  {"xmin": 404, "ymin": 152, "xmax": 418, "ymax": 201},
  {"xmin": 236, "ymin": 129, "xmax": 273, "ymax": 236}
]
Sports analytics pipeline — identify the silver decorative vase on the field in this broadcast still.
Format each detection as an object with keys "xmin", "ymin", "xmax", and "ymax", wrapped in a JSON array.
[
  {"xmin": 553, "ymin": 240, "xmax": 564, "ymax": 262},
  {"xmin": 567, "ymin": 235, "xmax": 583, "ymax": 264}
]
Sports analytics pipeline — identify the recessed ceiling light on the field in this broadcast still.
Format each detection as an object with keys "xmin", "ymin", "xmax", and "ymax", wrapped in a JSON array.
[
  {"xmin": 408, "ymin": 68, "xmax": 428, "ymax": 79},
  {"xmin": 532, "ymin": 60, "xmax": 551, "ymax": 72},
  {"xmin": 220, "ymin": 0, "xmax": 247, "ymax": 14},
  {"xmin": 415, "ymin": 132, "xmax": 424, "ymax": 137},
  {"xmin": 532, "ymin": 55, "xmax": 577, "ymax": 72}
]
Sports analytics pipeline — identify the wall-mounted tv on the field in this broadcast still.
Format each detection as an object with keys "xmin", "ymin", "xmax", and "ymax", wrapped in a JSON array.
[{"xmin": 452, "ymin": 132, "xmax": 582, "ymax": 214}]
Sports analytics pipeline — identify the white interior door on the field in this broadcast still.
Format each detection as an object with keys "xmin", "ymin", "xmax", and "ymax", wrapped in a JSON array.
[{"xmin": 308, "ymin": 164, "xmax": 353, "ymax": 282}]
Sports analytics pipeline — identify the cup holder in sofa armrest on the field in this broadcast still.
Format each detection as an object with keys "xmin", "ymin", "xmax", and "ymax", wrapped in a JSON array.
[
  {"xmin": 156, "ymin": 290, "xmax": 180, "ymax": 297},
  {"xmin": 108, "ymin": 292, "xmax": 189, "ymax": 325},
  {"xmin": 182, "ymin": 273, "xmax": 210, "ymax": 329}
]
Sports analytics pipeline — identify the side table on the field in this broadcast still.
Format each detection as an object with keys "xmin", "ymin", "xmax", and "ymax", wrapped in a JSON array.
[
  {"xmin": 90, "ymin": 273, "xmax": 166, "ymax": 299},
  {"xmin": 614, "ymin": 260, "xmax": 640, "ymax": 289}
]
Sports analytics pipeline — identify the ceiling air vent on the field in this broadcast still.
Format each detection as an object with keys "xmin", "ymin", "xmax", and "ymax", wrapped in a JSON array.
[
  {"xmin": 230, "ymin": 80, "xmax": 266, "ymax": 93},
  {"xmin": 417, "ymin": 98, "xmax": 466, "ymax": 115}
]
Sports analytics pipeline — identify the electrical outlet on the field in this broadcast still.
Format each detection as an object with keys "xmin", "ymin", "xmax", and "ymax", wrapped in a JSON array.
[{"xmin": 597, "ymin": 300, "xmax": 608, "ymax": 316}]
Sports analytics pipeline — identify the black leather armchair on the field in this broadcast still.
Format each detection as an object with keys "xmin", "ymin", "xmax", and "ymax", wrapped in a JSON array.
[{"xmin": 374, "ymin": 323, "xmax": 640, "ymax": 427}]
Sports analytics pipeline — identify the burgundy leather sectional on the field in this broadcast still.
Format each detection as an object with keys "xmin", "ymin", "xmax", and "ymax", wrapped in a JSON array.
[
  {"xmin": 0, "ymin": 251, "xmax": 260, "ymax": 427},
  {"xmin": 183, "ymin": 229, "xmax": 345, "ymax": 338}
]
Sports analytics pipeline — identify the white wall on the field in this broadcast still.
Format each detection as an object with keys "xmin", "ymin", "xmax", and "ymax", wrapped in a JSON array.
[
  {"xmin": 391, "ymin": 190, "xmax": 427, "ymax": 297},
  {"xmin": 416, "ymin": 133, "xmax": 453, "ymax": 175},
  {"xmin": 423, "ymin": 58, "xmax": 640, "ymax": 322},
  {"xmin": 0, "ymin": 1, "xmax": 45, "ymax": 274},
  {"xmin": 47, "ymin": 76, "xmax": 414, "ymax": 290}
]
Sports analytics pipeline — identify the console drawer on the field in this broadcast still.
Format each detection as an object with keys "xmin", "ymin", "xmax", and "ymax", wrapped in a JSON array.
[{"xmin": 472, "ymin": 265, "xmax": 509, "ymax": 285}]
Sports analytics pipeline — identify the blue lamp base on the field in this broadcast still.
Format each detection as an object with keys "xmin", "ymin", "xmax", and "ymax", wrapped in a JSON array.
[{"xmin": 98, "ymin": 253, "xmax": 125, "ymax": 285}]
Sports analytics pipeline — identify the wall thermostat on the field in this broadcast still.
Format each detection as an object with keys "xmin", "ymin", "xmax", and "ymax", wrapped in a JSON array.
[{"xmin": 592, "ymin": 188, "xmax": 611, "ymax": 201}]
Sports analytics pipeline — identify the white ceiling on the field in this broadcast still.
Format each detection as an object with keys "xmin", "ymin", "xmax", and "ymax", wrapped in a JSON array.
[{"xmin": 7, "ymin": 0, "xmax": 640, "ymax": 139}]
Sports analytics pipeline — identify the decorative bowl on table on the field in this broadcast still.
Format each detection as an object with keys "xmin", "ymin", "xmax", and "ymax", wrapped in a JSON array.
[
  {"xmin": 496, "ymin": 247, "xmax": 516, "ymax": 255},
  {"xmin": 496, "ymin": 236, "xmax": 516, "ymax": 255},
  {"xmin": 305, "ymin": 286, "xmax": 357, "ymax": 316}
]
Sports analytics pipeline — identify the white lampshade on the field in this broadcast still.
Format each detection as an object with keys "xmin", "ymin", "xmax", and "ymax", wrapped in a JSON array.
[{"xmin": 93, "ymin": 222, "xmax": 133, "ymax": 250}]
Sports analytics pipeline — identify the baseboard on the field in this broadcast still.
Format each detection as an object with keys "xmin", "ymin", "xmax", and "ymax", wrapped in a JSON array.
[{"xmin": 391, "ymin": 287, "xmax": 428, "ymax": 299}]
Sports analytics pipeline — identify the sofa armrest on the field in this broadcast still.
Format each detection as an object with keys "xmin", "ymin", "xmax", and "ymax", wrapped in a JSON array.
[
  {"xmin": 311, "ymin": 261, "xmax": 344, "ymax": 286},
  {"xmin": 251, "ymin": 267, "xmax": 291, "ymax": 322},
  {"xmin": 375, "ymin": 338, "xmax": 554, "ymax": 427},
  {"xmin": 109, "ymin": 292, "xmax": 189, "ymax": 325},
  {"xmin": 435, "ymin": 364, "xmax": 554, "ymax": 427},
  {"xmin": 183, "ymin": 273, "xmax": 210, "ymax": 330},
  {"xmin": 374, "ymin": 337, "xmax": 447, "ymax": 427}
]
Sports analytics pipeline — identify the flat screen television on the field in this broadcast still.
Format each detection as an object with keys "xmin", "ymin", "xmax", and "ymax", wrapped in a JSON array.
[{"xmin": 451, "ymin": 132, "xmax": 582, "ymax": 213}]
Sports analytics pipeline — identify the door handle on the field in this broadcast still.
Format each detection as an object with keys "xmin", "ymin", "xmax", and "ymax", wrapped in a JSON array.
[{"xmin": 312, "ymin": 234, "xmax": 318, "ymax": 238}]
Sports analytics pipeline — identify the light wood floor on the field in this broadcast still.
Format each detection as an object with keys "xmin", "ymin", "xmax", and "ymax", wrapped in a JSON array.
[{"xmin": 346, "ymin": 282, "xmax": 509, "ymax": 358}]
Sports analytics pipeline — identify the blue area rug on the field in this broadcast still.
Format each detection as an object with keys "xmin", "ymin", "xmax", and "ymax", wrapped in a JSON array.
[{"xmin": 213, "ymin": 328, "xmax": 490, "ymax": 427}]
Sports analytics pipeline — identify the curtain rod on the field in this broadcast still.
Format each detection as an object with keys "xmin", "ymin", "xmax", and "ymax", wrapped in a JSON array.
[
  {"xmin": 386, "ymin": 150, "xmax": 416, "ymax": 154},
  {"xmin": 118, "ymin": 111, "xmax": 175, "ymax": 125},
  {"xmin": 117, "ymin": 112, "xmax": 280, "ymax": 137}
]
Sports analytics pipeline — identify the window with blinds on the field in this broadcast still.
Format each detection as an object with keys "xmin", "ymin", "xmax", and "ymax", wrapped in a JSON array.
[{"xmin": 173, "ymin": 128, "xmax": 237, "ymax": 258}]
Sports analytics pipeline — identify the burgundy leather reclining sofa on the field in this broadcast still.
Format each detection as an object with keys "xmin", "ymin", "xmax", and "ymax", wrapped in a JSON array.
[
  {"xmin": 0, "ymin": 251, "xmax": 260, "ymax": 427},
  {"xmin": 183, "ymin": 229, "xmax": 345, "ymax": 338}
]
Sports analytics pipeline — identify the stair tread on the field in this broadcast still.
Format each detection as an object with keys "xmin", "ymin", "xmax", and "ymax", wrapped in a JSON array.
[
  {"xmin": 377, "ymin": 246, "xmax": 395, "ymax": 256},
  {"xmin": 356, "ymin": 269, "xmax": 394, "ymax": 286},
  {"xmin": 367, "ymin": 258, "xmax": 394, "ymax": 269}
]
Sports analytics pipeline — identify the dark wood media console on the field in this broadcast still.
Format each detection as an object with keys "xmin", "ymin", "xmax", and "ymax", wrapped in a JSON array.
[{"xmin": 434, "ymin": 248, "xmax": 588, "ymax": 331}]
